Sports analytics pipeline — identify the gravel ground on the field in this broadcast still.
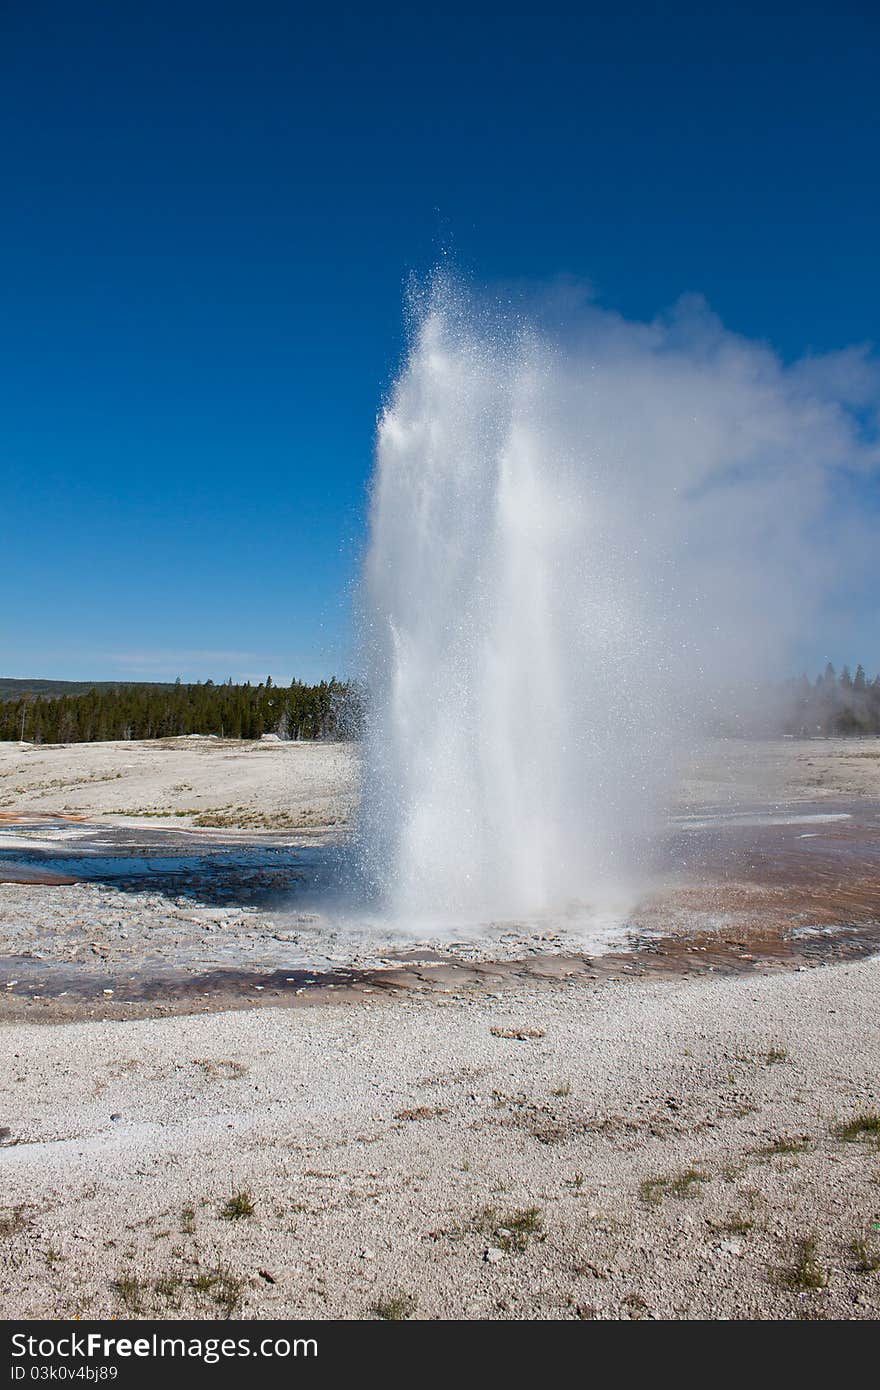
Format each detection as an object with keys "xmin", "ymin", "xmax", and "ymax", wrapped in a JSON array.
[
  {"xmin": 0, "ymin": 736, "xmax": 358, "ymax": 828},
  {"xmin": 1, "ymin": 958, "xmax": 879, "ymax": 1321}
]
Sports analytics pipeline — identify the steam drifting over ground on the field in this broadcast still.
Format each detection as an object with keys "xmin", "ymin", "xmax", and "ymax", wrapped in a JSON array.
[{"xmin": 358, "ymin": 276, "xmax": 880, "ymax": 926}]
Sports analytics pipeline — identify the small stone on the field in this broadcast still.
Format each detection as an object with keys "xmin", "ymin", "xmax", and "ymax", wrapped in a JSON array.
[
  {"xmin": 359, "ymin": 1248, "xmax": 375, "ymax": 1261},
  {"xmin": 110, "ymin": 1114, "xmax": 122, "ymax": 1122},
  {"xmin": 484, "ymin": 1247, "xmax": 505, "ymax": 1264}
]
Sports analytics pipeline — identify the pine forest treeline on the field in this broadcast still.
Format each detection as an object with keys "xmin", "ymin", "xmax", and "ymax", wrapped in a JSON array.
[
  {"xmin": 1, "ymin": 678, "xmax": 359, "ymax": 744},
  {"xmin": 781, "ymin": 664, "xmax": 880, "ymax": 737},
  {"xmin": 4, "ymin": 664, "xmax": 880, "ymax": 744}
]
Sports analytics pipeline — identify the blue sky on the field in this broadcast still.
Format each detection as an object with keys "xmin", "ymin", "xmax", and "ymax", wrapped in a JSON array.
[{"xmin": 1, "ymin": 1, "xmax": 878, "ymax": 683}]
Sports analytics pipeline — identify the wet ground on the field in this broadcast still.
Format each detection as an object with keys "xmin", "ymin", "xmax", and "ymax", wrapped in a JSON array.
[
  {"xmin": 0, "ymin": 813, "xmax": 316, "ymax": 893},
  {"xmin": 1, "ymin": 794, "xmax": 879, "ymax": 1021}
]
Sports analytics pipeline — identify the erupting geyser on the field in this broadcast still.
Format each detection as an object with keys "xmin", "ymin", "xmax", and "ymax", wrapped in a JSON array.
[{"xmin": 356, "ymin": 275, "xmax": 878, "ymax": 928}]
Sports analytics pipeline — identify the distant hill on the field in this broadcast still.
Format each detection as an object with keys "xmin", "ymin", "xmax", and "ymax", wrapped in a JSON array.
[{"xmin": 0, "ymin": 678, "xmax": 175, "ymax": 702}]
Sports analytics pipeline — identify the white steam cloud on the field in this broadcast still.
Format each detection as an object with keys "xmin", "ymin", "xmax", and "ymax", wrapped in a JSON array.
[{"xmin": 357, "ymin": 276, "xmax": 880, "ymax": 925}]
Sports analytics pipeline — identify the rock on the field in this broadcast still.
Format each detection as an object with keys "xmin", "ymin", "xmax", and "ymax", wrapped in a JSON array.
[
  {"xmin": 484, "ymin": 1247, "xmax": 505, "ymax": 1264},
  {"xmin": 717, "ymin": 1239, "xmax": 743, "ymax": 1256}
]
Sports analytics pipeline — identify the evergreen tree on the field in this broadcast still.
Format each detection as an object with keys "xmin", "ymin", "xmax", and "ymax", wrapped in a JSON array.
[{"xmin": 0, "ymin": 677, "xmax": 360, "ymax": 744}]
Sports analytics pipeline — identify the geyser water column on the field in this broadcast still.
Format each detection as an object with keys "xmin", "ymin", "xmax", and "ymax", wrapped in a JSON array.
[
  {"xmin": 357, "ymin": 283, "xmax": 679, "ymax": 925},
  {"xmin": 356, "ymin": 277, "xmax": 877, "ymax": 928}
]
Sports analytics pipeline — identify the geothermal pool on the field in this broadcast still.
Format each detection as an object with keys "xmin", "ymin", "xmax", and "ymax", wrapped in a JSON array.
[{"xmin": 2, "ymin": 777, "xmax": 879, "ymax": 1017}]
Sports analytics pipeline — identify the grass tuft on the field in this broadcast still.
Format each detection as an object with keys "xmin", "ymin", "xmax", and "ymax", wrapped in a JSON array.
[
  {"xmin": 640, "ymin": 1169, "xmax": 710, "ymax": 1205},
  {"xmin": 373, "ymin": 1291, "xmax": 416, "ymax": 1320},
  {"xmin": 776, "ymin": 1236, "xmax": 828, "ymax": 1291},
  {"xmin": 0, "ymin": 1206, "xmax": 30, "ymax": 1238},
  {"xmin": 763, "ymin": 1047, "xmax": 788, "ymax": 1065},
  {"xmin": 219, "ymin": 1190, "xmax": 255, "ymax": 1221},
  {"xmin": 834, "ymin": 1112, "xmax": 880, "ymax": 1143},
  {"xmin": 191, "ymin": 1264, "xmax": 244, "ymax": 1318},
  {"xmin": 154, "ymin": 1273, "xmax": 184, "ymax": 1302},
  {"xmin": 718, "ymin": 1214, "xmax": 754, "ymax": 1236},
  {"xmin": 851, "ymin": 1238, "xmax": 880, "ymax": 1274},
  {"xmin": 112, "ymin": 1273, "xmax": 146, "ymax": 1314},
  {"xmin": 756, "ymin": 1135, "xmax": 812, "ymax": 1157},
  {"xmin": 466, "ymin": 1204, "xmax": 545, "ymax": 1252}
]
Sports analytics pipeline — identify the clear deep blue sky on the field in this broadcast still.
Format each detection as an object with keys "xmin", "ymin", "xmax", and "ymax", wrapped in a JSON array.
[{"xmin": 2, "ymin": 1, "xmax": 878, "ymax": 683}]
